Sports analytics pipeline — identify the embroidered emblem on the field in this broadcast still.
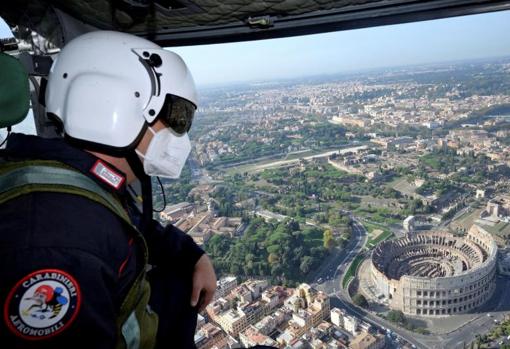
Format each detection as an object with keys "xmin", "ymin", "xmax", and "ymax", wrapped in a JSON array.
[
  {"xmin": 90, "ymin": 160, "xmax": 125, "ymax": 190},
  {"xmin": 3, "ymin": 269, "xmax": 81, "ymax": 340}
]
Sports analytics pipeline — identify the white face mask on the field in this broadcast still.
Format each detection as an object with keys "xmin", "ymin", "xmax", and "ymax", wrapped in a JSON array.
[{"xmin": 136, "ymin": 127, "xmax": 191, "ymax": 179}]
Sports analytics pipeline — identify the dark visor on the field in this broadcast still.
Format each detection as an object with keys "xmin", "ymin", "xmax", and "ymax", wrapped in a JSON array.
[{"xmin": 158, "ymin": 94, "xmax": 196, "ymax": 134}]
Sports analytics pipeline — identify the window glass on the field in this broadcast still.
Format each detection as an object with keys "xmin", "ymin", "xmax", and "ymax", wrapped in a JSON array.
[{"xmin": 0, "ymin": 16, "xmax": 37, "ymax": 142}]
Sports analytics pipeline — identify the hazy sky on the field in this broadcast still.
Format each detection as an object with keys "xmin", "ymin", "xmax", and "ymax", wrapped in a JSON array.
[
  {"xmin": 0, "ymin": 17, "xmax": 12, "ymax": 38},
  {"xmin": 2, "ymin": 10, "xmax": 510, "ymax": 87},
  {"xmin": 170, "ymin": 10, "xmax": 510, "ymax": 86}
]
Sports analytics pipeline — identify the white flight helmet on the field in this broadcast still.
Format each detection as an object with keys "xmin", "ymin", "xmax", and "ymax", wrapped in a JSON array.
[{"xmin": 45, "ymin": 30, "xmax": 197, "ymax": 150}]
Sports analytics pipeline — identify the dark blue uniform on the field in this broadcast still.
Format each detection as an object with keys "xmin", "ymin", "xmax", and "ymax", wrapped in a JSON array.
[{"xmin": 0, "ymin": 133, "xmax": 203, "ymax": 348}]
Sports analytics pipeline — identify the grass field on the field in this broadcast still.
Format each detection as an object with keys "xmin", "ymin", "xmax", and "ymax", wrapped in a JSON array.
[
  {"xmin": 366, "ymin": 230, "xmax": 394, "ymax": 248},
  {"xmin": 362, "ymin": 221, "xmax": 395, "ymax": 248},
  {"xmin": 449, "ymin": 207, "xmax": 483, "ymax": 231},
  {"xmin": 390, "ymin": 176, "xmax": 424, "ymax": 200},
  {"xmin": 480, "ymin": 221, "xmax": 510, "ymax": 238},
  {"xmin": 225, "ymin": 159, "xmax": 291, "ymax": 175},
  {"xmin": 342, "ymin": 254, "xmax": 365, "ymax": 289},
  {"xmin": 224, "ymin": 147, "xmax": 352, "ymax": 175}
]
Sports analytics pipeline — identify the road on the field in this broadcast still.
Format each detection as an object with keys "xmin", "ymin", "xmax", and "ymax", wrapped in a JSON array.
[
  {"xmin": 314, "ymin": 218, "xmax": 427, "ymax": 348},
  {"xmin": 333, "ymin": 291, "xmax": 428, "ymax": 349},
  {"xmin": 428, "ymin": 276, "xmax": 510, "ymax": 349},
  {"xmin": 189, "ymin": 156, "xmax": 215, "ymax": 184},
  {"xmin": 320, "ymin": 217, "xmax": 430, "ymax": 348},
  {"xmin": 309, "ymin": 218, "xmax": 366, "ymax": 286},
  {"xmin": 438, "ymin": 205, "xmax": 471, "ymax": 229},
  {"xmin": 312, "ymin": 213, "xmax": 510, "ymax": 349}
]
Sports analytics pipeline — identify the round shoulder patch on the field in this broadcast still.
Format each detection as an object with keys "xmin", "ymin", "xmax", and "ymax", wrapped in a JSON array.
[{"xmin": 3, "ymin": 269, "xmax": 82, "ymax": 340}]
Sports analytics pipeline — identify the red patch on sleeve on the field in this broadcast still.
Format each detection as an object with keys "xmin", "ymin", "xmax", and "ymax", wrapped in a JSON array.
[{"xmin": 3, "ymin": 269, "xmax": 82, "ymax": 340}]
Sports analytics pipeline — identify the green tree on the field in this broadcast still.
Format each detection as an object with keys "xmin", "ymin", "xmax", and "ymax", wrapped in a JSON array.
[
  {"xmin": 323, "ymin": 229, "xmax": 334, "ymax": 250},
  {"xmin": 205, "ymin": 218, "xmax": 326, "ymax": 284},
  {"xmin": 387, "ymin": 310, "xmax": 406, "ymax": 324},
  {"xmin": 352, "ymin": 293, "xmax": 369, "ymax": 308},
  {"xmin": 268, "ymin": 253, "xmax": 279, "ymax": 264},
  {"xmin": 299, "ymin": 256, "xmax": 314, "ymax": 274}
]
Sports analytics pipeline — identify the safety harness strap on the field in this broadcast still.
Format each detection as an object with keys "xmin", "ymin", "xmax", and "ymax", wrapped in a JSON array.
[{"xmin": 0, "ymin": 163, "xmax": 132, "ymax": 223}]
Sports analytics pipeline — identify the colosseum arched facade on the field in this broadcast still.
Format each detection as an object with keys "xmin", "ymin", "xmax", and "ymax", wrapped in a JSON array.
[{"xmin": 370, "ymin": 225, "xmax": 497, "ymax": 317}]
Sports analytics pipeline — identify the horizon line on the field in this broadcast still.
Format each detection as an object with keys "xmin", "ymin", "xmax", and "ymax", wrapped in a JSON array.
[{"xmin": 196, "ymin": 54, "xmax": 510, "ymax": 90}]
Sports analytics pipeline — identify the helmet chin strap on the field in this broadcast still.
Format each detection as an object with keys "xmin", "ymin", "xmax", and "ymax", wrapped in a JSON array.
[{"xmin": 126, "ymin": 150, "xmax": 153, "ymax": 232}]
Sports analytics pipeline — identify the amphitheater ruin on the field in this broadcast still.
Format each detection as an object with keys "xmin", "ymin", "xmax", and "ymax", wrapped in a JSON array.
[{"xmin": 369, "ymin": 225, "xmax": 497, "ymax": 317}]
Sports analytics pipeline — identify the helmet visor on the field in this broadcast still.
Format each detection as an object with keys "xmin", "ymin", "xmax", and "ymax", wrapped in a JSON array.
[{"xmin": 159, "ymin": 94, "xmax": 196, "ymax": 134}]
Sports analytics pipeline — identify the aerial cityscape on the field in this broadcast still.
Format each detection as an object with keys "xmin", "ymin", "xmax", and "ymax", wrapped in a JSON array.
[
  {"xmin": 1, "ymin": 3, "xmax": 510, "ymax": 349},
  {"xmin": 155, "ymin": 56, "xmax": 510, "ymax": 349}
]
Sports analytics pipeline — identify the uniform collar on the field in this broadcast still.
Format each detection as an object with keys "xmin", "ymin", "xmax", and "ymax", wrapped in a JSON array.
[{"xmin": 4, "ymin": 133, "xmax": 127, "ymax": 195}]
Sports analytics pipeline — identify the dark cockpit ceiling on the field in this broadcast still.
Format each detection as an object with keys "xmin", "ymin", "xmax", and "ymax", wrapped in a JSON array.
[{"xmin": 1, "ymin": 0, "xmax": 510, "ymax": 47}]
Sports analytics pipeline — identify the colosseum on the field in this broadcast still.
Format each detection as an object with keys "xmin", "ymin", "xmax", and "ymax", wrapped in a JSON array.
[{"xmin": 369, "ymin": 225, "xmax": 497, "ymax": 317}]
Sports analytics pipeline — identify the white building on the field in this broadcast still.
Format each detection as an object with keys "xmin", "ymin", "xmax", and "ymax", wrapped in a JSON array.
[
  {"xmin": 403, "ymin": 215, "xmax": 416, "ymax": 233},
  {"xmin": 343, "ymin": 314, "xmax": 359, "ymax": 335},
  {"xmin": 476, "ymin": 189, "xmax": 486, "ymax": 199},
  {"xmin": 214, "ymin": 276, "xmax": 238, "ymax": 300},
  {"xmin": 330, "ymin": 308, "xmax": 344, "ymax": 327}
]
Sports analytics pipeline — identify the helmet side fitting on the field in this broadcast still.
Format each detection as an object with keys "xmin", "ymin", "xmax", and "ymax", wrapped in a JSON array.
[{"xmin": 45, "ymin": 30, "xmax": 197, "ymax": 156}]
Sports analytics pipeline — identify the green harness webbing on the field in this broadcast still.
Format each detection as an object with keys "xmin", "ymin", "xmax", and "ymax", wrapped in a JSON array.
[
  {"xmin": 0, "ymin": 162, "xmax": 131, "ymax": 222},
  {"xmin": 0, "ymin": 160, "xmax": 158, "ymax": 349}
]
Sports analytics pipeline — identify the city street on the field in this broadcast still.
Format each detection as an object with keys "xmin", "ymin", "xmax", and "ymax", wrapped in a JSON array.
[
  {"xmin": 428, "ymin": 276, "xmax": 510, "ymax": 349},
  {"xmin": 310, "ymin": 218, "xmax": 366, "ymax": 287},
  {"xmin": 315, "ymin": 217, "xmax": 428, "ymax": 348}
]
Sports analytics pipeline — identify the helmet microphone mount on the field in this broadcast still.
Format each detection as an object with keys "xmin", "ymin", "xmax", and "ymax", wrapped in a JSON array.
[{"xmin": 147, "ymin": 53, "xmax": 162, "ymax": 68}]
